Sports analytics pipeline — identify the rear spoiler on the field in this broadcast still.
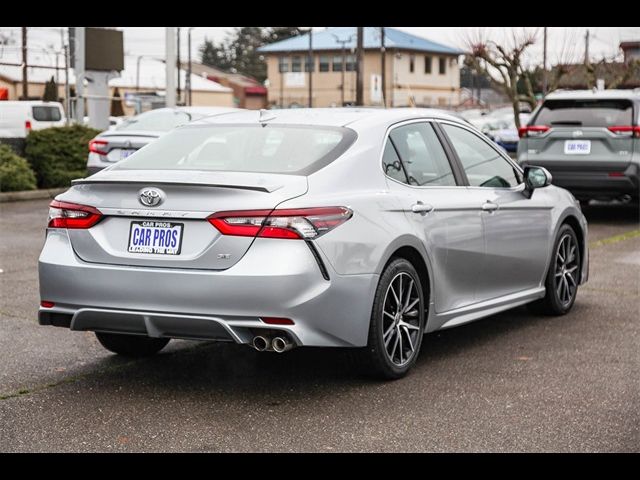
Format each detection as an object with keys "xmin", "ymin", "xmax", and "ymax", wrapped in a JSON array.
[{"xmin": 71, "ymin": 177, "xmax": 278, "ymax": 193}]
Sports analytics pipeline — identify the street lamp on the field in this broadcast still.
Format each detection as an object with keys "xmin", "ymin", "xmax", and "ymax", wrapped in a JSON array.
[{"xmin": 331, "ymin": 32, "xmax": 355, "ymax": 106}]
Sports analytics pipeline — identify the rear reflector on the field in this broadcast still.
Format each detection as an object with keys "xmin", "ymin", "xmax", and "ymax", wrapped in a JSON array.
[
  {"xmin": 89, "ymin": 139, "xmax": 109, "ymax": 155},
  {"xmin": 518, "ymin": 125, "xmax": 550, "ymax": 138},
  {"xmin": 48, "ymin": 200, "xmax": 103, "ymax": 229},
  {"xmin": 607, "ymin": 126, "xmax": 640, "ymax": 138},
  {"xmin": 261, "ymin": 317, "xmax": 295, "ymax": 325},
  {"xmin": 208, "ymin": 207, "xmax": 352, "ymax": 240},
  {"xmin": 40, "ymin": 301, "xmax": 55, "ymax": 308}
]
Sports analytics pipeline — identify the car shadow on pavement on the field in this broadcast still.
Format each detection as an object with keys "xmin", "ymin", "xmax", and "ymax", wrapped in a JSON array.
[
  {"xmin": 582, "ymin": 201, "xmax": 639, "ymax": 225},
  {"xmin": 70, "ymin": 302, "xmax": 578, "ymax": 398}
]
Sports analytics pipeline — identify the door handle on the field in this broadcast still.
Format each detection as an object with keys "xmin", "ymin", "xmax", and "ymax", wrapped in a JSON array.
[
  {"xmin": 482, "ymin": 201, "xmax": 499, "ymax": 212},
  {"xmin": 411, "ymin": 202, "xmax": 434, "ymax": 214}
]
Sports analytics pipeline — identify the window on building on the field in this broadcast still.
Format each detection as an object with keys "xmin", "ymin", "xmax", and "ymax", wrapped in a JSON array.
[
  {"xmin": 319, "ymin": 55, "xmax": 330, "ymax": 72},
  {"xmin": 278, "ymin": 56, "xmax": 289, "ymax": 73},
  {"xmin": 291, "ymin": 56, "xmax": 302, "ymax": 72},
  {"xmin": 424, "ymin": 55, "xmax": 432, "ymax": 74},
  {"xmin": 332, "ymin": 55, "xmax": 343, "ymax": 72},
  {"xmin": 304, "ymin": 55, "xmax": 315, "ymax": 72},
  {"xmin": 346, "ymin": 54, "xmax": 357, "ymax": 72},
  {"xmin": 439, "ymin": 57, "xmax": 446, "ymax": 75},
  {"xmin": 409, "ymin": 54, "xmax": 415, "ymax": 73}
]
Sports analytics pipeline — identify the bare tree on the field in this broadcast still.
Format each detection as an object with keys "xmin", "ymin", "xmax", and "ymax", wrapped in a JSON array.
[{"xmin": 464, "ymin": 29, "xmax": 539, "ymax": 129}]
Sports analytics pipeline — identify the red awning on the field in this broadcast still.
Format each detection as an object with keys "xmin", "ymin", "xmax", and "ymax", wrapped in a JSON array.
[{"xmin": 245, "ymin": 86, "xmax": 267, "ymax": 96}]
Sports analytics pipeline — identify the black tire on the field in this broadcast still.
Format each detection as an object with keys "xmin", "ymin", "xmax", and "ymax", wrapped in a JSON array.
[
  {"xmin": 95, "ymin": 332, "xmax": 170, "ymax": 357},
  {"xmin": 360, "ymin": 257, "xmax": 426, "ymax": 380},
  {"xmin": 528, "ymin": 224, "xmax": 581, "ymax": 316}
]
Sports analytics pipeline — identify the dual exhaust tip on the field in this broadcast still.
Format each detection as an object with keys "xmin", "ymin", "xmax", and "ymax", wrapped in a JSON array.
[{"xmin": 252, "ymin": 335, "xmax": 293, "ymax": 353}]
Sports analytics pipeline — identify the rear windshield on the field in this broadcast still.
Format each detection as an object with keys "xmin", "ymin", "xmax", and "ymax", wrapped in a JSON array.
[
  {"xmin": 32, "ymin": 106, "xmax": 61, "ymax": 121},
  {"xmin": 116, "ymin": 110, "xmax": 193, "ymax": 132},
  {"xmin": 533, "ymin": 99, "xmax": 633, "ymax": 127},
  {"xmin": 113, "ymin": 124, "xmax": 357, "ymax": 175}
]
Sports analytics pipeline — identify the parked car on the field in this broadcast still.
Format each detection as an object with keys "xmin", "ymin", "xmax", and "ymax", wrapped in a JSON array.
[
  {"xmin": 86, "ymin": 106, "xmax": 240, "ymax": 175},
  {"xmin": 83, "ymin": 115, "xmax": 128, "ymax": 130},
  {"xmin": 518, "ymin": 89, "xmax": 640, "ymax": 204},
  {"xmin": 482, "ymin": 113, "xmax": 531, "ymax": 153},
  {"xmin": 39, "ymin": 108, "xmax": 588, "ymax": 379},
  {"xmin": 0, "ymin": 101, "xmax": 66, "ymax": 138}
]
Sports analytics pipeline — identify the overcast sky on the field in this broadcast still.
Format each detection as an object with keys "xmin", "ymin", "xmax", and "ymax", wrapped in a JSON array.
[{"xmin": 2, "ymin": 27, "xmax": 639, "ymax": 69}]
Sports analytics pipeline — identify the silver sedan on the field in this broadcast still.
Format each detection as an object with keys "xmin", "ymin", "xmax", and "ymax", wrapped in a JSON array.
[{"xmin": 39, "ymin": 108, "xmax": 589, "ymax": 379}]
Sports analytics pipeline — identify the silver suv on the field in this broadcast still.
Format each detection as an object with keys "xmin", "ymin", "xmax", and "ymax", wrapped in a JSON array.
[{"xmin": 517, "ymin": 89, "xmax": 639, "ymax": 204}]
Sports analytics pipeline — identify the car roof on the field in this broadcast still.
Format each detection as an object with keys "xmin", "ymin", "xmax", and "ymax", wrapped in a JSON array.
[
  {"xmin": 544, "ymin": 89, "xmax": 640, "ymax": 101},
  {"xmin": 192, "ymin": 107, "xmax": 466, "ymax": 129}
]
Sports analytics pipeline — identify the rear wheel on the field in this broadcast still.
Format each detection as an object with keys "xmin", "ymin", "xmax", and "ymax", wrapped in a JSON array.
[
  {"xmin": 95, "ymin": 332, "xmax": 170, "ymax": 357},
  {"xmin": 528, "ymin": 224, "xmax": 581, "ymax": 315},
  {"xmin": 361, "ymin": 258, "xmax": 426, "ymax": 380}
]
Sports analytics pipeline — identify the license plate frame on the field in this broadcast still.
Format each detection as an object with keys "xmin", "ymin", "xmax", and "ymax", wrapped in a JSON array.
[
  {"xmin": 127, "ymin": 221, "xmax": 184, "ymax": 255},
  {"xmin": 564, "ymin": 140, "xmax": 591, "ymax": 155}
]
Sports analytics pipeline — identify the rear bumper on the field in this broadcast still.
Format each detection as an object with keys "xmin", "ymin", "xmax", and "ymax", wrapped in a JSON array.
[
  {"xmin": 521, "ymin": 161, "xmax": 639, "ymax": 200},
  {"xmin": 38, "ymin": 230, "xmax": 378, "ymax": 348}
]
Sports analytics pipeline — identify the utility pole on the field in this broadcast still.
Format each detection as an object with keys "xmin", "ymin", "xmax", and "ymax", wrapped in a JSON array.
[
  {"xmin": 177, "ymin": 27, "xmax": 181, "ymax": 105},
  {"xmin": 187, "ymin": 28, "xmax": 194, "ymax": 106},
  {"xmin": 584, "ymin": 29, "xmax": 590, "ymax": 65},
  {"xmin": 543, "ymin": 26, "xmax": 548, "ymax": 96},
  {"xmin": 381, "ymin": 27, "xmax": 386, "ymax": 107},
  {"xmin": 308, "ymin": 28, "xmax": 313, "ymax": 108},
  {"xmin": 74, "ymin": 27, "xmax": 85, "ymax": 123},
  {"xmin": 165, "ymin": 27, "xmax": 176, "ymax": 108},
  {"xmin": 21, "ymin": 27, "xmax": 28, "ymax": 100},
  {"xmin": 355, "ymin": 27, "xmax": 364, "ymax": 106}
]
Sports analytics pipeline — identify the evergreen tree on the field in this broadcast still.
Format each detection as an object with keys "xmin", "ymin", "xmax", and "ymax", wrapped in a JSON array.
[
  {"xmin": 110, "ymin": 87, "xmax": 125, "ymax": 117},
  {"xmin": 42, "ymin": 76, "xmax": 58, "ymax": 102}
]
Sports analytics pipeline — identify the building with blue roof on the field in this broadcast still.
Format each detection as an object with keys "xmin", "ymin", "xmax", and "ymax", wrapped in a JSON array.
[{"xmin": 257, "ymin": 27, "xmax": 466, "ymax": 108}]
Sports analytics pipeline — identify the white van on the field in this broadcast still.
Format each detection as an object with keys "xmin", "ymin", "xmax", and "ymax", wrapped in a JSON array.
[{"xmin": 0, "ymin": 101, "xmax": 66, "ymax": 138}]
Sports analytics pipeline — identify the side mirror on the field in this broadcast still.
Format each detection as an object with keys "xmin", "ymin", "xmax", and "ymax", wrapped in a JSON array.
[{"xmin": 523, "ymin": 165, "xmax": 552, "ymax": 198}]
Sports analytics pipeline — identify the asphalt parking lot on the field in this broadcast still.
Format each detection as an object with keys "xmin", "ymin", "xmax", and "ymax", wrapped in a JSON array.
[{"xmin": 0, "ymin": 198, "xmax": 638, "ymax": 452}]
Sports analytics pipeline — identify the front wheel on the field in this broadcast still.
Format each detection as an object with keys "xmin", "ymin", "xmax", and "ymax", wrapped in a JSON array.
[
  {"xmin": 95, "ymin": 332, "xmax": 170, "ymax": 357},
  {"xmin": 529, "ymin": 224, "xmax": 581, "ymax": 315},
  {"xmin": 361, "ymin": 258, "xmax": 426, "ymax": 380}
]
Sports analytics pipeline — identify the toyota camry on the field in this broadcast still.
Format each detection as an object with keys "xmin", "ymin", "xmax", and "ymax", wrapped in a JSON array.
[{"xmin": 38, "ymin": 108, "xmax": 589, "ymax": 379}]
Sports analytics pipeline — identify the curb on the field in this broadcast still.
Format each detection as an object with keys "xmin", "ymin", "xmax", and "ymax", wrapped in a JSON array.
[{"xmin": 0, "ymin": 188, "xmax": 68, "ymax": 203}]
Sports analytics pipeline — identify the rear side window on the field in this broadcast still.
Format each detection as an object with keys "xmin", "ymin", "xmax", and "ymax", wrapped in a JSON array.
[
  {"xmin": 31, "ymin": 106, "xmax": 61, "ymax": 121},
  {"xmin": 533, "ymin": 99, "xmax": 633, "ymax": 127},
  {"xmin": 386, "ymin": 122, "xmax": 456, "ymax": 187},
  {"xmin": 114, "ymin": 124, "xmax": 356, "ymax": 175}
]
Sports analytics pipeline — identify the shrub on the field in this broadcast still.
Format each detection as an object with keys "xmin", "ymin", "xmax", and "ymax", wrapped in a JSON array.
[
  {"xmin": 0, "ymin": 144, "xmax": 37, "ymax": 192},
  {"xmin": 25, "ymin": 124, "xmax": 100, "ymax": 188}
]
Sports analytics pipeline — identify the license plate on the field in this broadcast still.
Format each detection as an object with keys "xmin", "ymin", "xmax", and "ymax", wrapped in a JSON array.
[
  {"xmin": 564, "ymin": 140, "xmax": 591, "ymax": 155},
  {"xmin": 120, "ymin": 149, "xmax": 136, "ymax": 160},
  {"xmin": 128, "ymin": 221, "xmax": 183, "ymax": 255}
]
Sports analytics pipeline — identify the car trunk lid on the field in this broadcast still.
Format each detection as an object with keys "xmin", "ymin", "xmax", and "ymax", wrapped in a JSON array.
[{"xmin": 61, "ymin": 169, "xmax": 308, "ymax": 270}]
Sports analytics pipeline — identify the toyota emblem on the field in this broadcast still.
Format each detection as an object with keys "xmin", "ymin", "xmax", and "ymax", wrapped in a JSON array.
[{"xmin": 138, "ymin": 187, "xmax": 165, "ymax": 207}]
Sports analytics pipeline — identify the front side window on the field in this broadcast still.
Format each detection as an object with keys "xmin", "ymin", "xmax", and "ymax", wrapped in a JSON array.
[
  {"xmin": 441, "ymin": 124, "xmax": 520, "ymax": 188},
  {"xmin": 386, "ymin": 122, "xmax": 456, "ymax": 187},
  {"xmin": 113, "ymin": 125, "xmax": 356, "ymax": 176}
]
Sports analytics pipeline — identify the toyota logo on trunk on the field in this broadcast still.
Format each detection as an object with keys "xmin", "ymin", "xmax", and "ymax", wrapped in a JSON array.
[{"xmin": 138, "ymin": 188, "xmax": 165, "ymax": 207}]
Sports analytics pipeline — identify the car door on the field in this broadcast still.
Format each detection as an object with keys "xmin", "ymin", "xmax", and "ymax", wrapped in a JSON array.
[
  {"xmin": 439, "ymin": 122, "xmax": 552, "ymax": 301},
  {"xmin": 383, "ymin": 120, "xmax": 485, "ymax": 313}
]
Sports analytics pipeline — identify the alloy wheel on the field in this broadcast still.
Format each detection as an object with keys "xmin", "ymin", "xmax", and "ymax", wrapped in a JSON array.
[
  {"xmin": 554, "ymin": 234, "xmax": 579, "ymax": 307},
  {"xmin": 381, "ymin": 272, "xmax": 422, "ymax": 367}
]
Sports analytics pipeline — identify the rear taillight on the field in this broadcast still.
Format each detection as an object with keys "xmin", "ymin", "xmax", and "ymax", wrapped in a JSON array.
[
  {"xmin": 89, "ymin": 139, "xmax": 109, "ymax": 155},
  {"xmin": 518, "ymin": 125, "xmax": 550, "ymax": 138},
  {"xmin": 208, "ymin": 207, "xmax": 353, "ymax": 240},
  {"xmin": 48, "ymin": 200, "xmax": 103, "ymax": 229},
  {"xmin": 25, "ymin": 120, "xmax": 32, "ymax": 131},
  {"xmin": 607, "ymin": 126, "xmax": 640, "ymax": 138}
]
